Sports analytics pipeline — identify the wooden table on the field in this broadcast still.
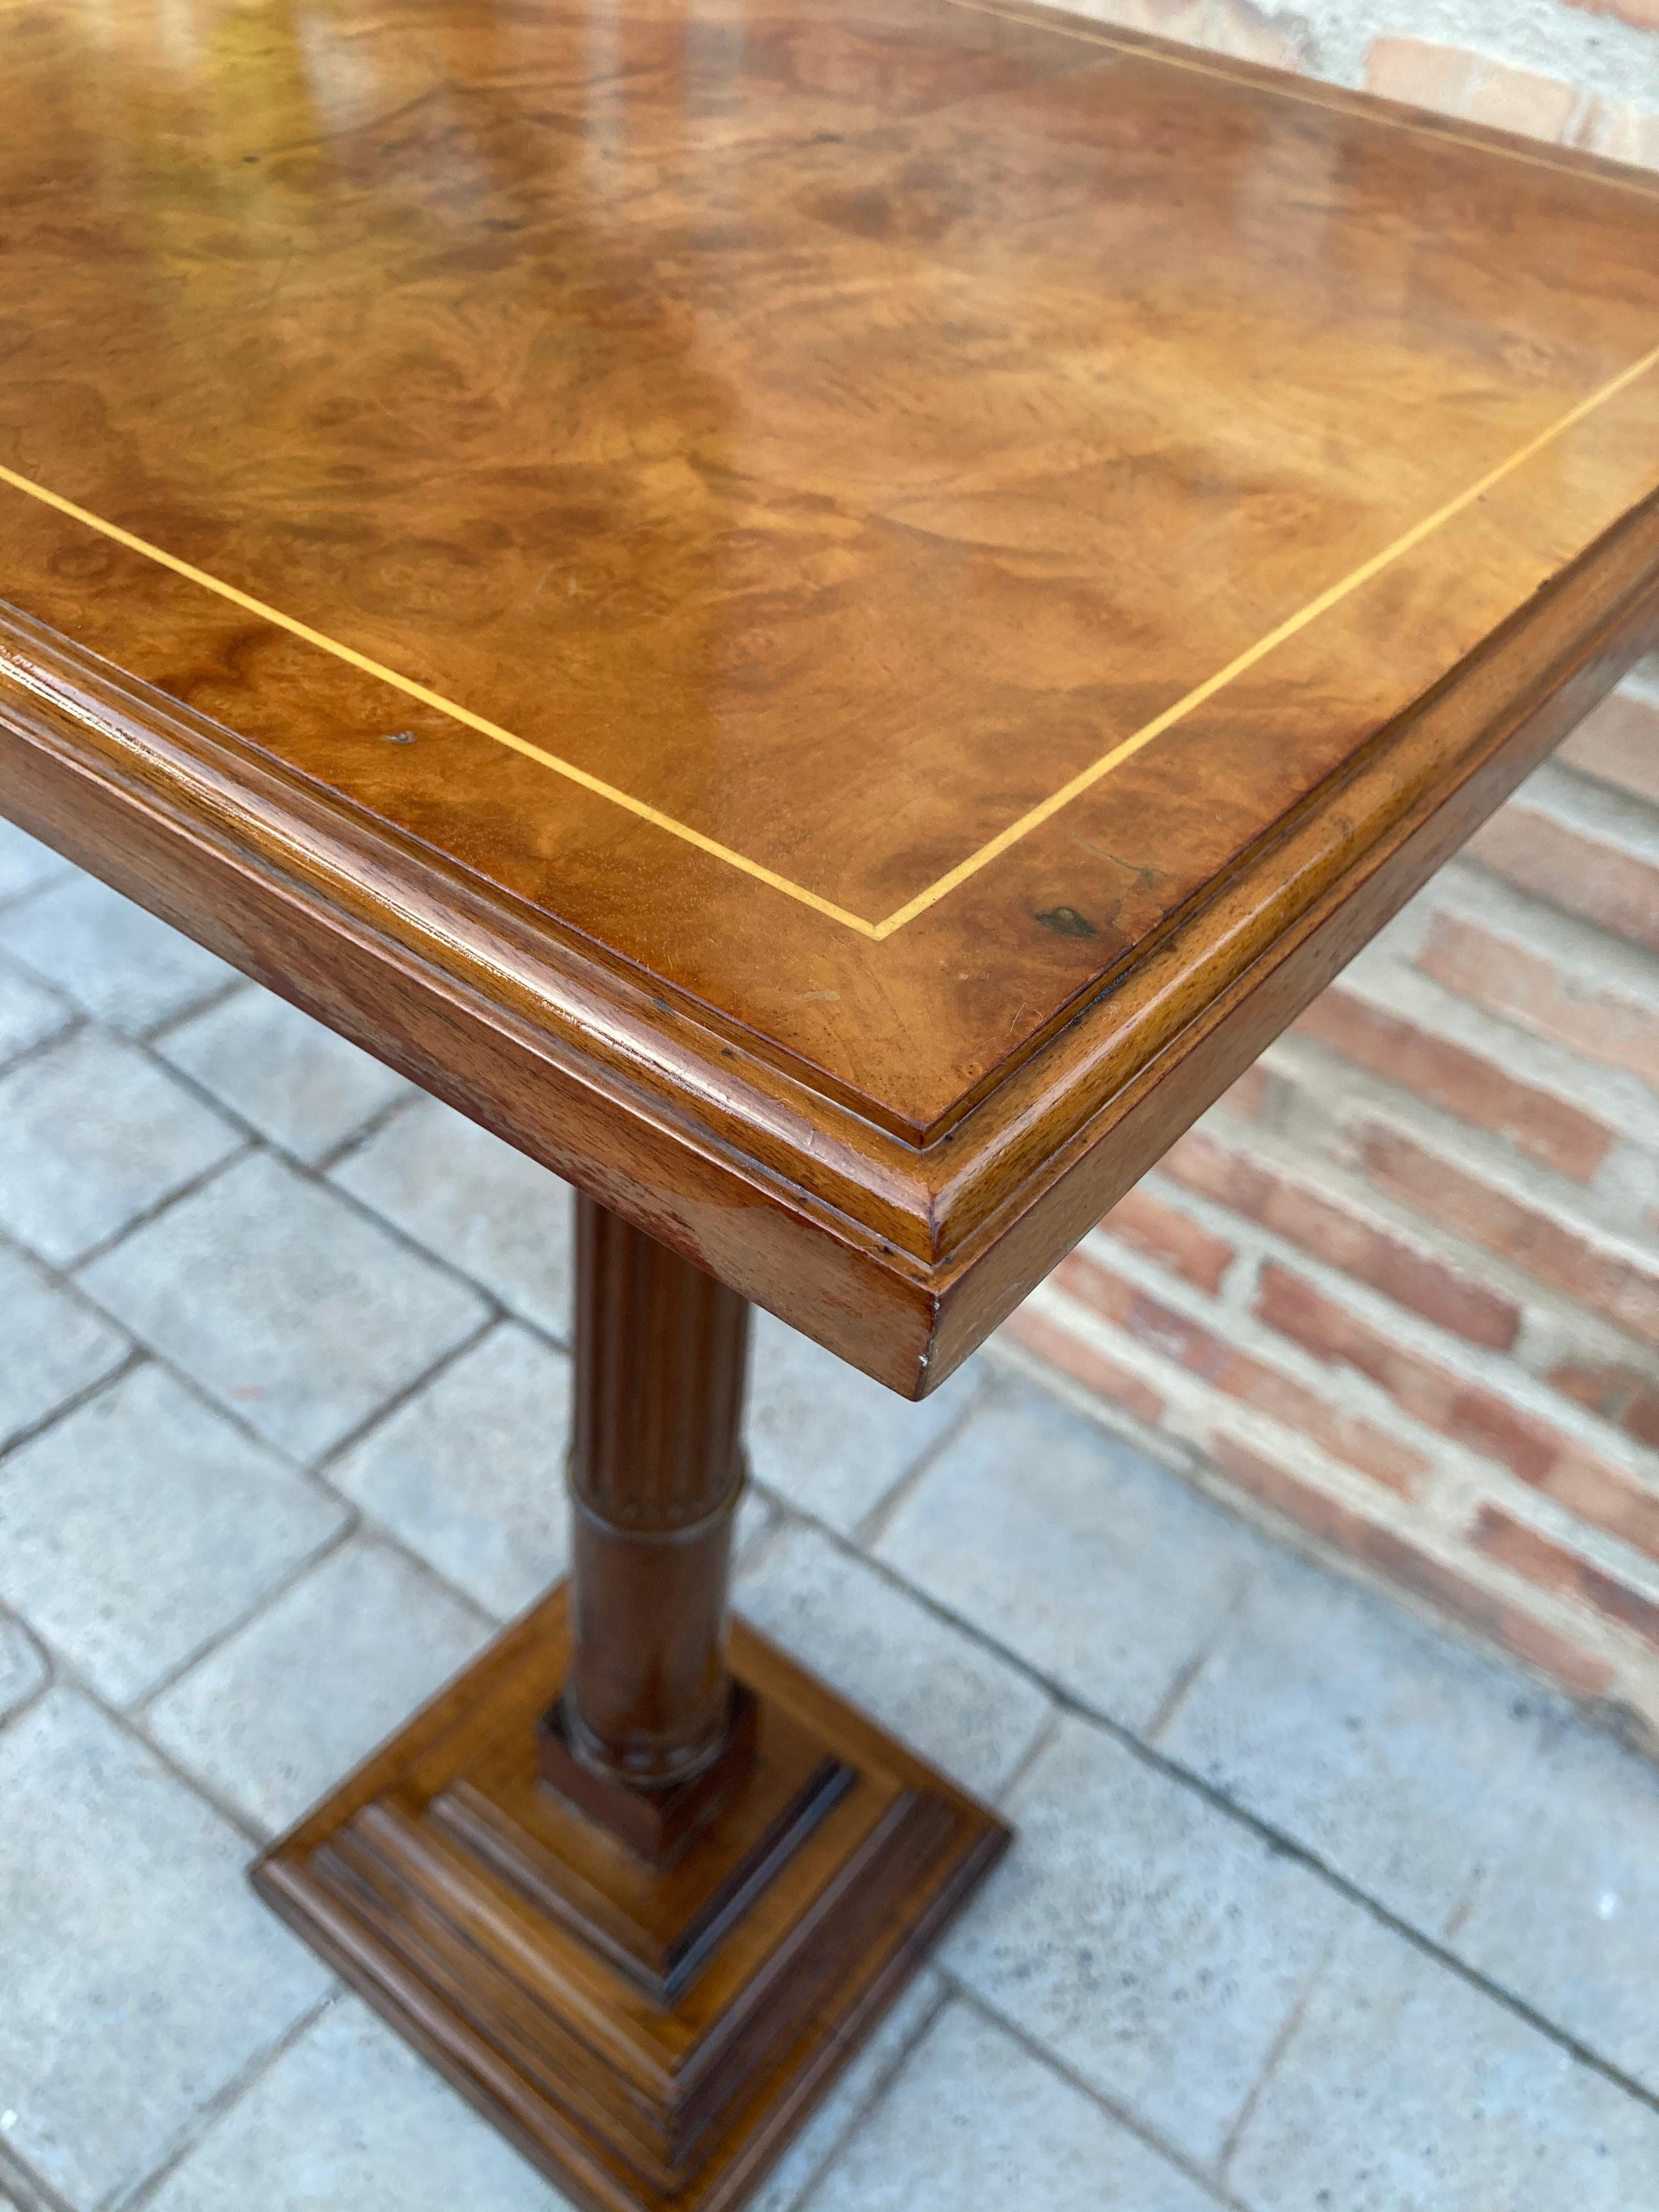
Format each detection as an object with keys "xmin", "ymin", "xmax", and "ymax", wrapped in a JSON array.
[{"xmin": 4, "ymin": 1, "xmax": 1658, "ymax": 2203}]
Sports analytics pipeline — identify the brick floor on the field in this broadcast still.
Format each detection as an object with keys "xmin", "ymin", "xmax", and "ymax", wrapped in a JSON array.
[{"xmin": 3, "ymin": 851, "xmax": 1658, "ymax": 2209}]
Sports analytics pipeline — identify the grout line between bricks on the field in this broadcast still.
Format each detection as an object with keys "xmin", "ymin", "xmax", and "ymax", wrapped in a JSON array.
[
  {"xmin": 15, "ymin": 1014, "xmax": 575, "ymax": 1404},
  {"xmin": 0, "ymin": 2137, "xmax": 78, "ymax": 2212},
  {"xmin": 67, "ymin": 1041, "xmax": 563, "ymax": 1356},
  {"xmin": 848, "ymin": 1369, "xmax": 1003, "ymax": 1553},
  {"xmin": 305, "ymin": 1135, "xmax": 560, "ymax": 1334},
  {"xmin": 104, "ymin": 1989, "xmax": 345, "ymax": 2212},
  {"xmin": 0, "ymin": 1599, "xmax": 56, "ymax": 1747},
  {"xmin": 786, "ymin": 1980, "xmax": 956, "ymax": 2212},
  {"xmin": 312, "ymin": 1086, "xmax": 422, "ymax": 1170},
  {"xmin": 56, "ymin": 1659, "xmax": 276, "ymax": 1852},
  {"xmin": 943, "ymin": 1983, "xmax": 1247, "ymax": 2211},
  {"xmin": 121, "ymin": 1508, "xmax": 501, "ymax": 1761},
  {"xmin": 61, "ymin": 1141, "xmax": 258, "ymax": 1276},
  {"xmin": 1213, "ymin": 1932, "xmax": 1339, "ymax": 2181},
  {"xmin": 0, "ymin": 870, "xmax": 75, "ymax": 924},
  {"xmin": 304, "ymin": 1312, "xmax": 506, "ymax": 1483},
  {"xmin": 0, "ymin": 1343, "xmax": 146, "ymax": 1470},
  {"xmin": 126, "ymin": 1517, "xmax": 364, "ymax": 1719},
  {"xmin": 2, "ymin": 1242, "xmax": 514, "ymax": 1791},
  {"xmin": 1142, "ymin": 1568, "xmax": 1255, "ymax": 1748},
  {"xmin": 308, "ymin": 1087, "xmax": 426, "ymax": 1176},
  {"xmin": 0, "ymin": 1008, "xmax": 88, "ymax": 1087},
  {"xmin": 7, "ymin": 1507, "xmax": 498, "ymax": 1859},
  {"xmin": 991, "ymin": 1701, "xmax": 1062, "ymax": 1809},
  {"xmin": 759, "ymin": 1460, "xmax": 1659, "ymax": 2124},
  {"xmin": 136, "ymin": 976, "xmax": 250, "ymax": 1046},
  {"xmin": 134, "ymin": 1022, "xmax": 412, "ymax": 1174},
  {"xmin": 4, "ymin": 1139, "xmax": 518, "ymax": 1498}
]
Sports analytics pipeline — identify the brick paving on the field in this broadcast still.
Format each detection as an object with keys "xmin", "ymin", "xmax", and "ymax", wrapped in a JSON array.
[{"xmin": 3, "ymin": 826, "xmax": 1659, "ymax": 2209}]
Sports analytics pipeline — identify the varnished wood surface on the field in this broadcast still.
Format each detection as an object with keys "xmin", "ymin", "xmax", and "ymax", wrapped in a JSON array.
[
  {"xmin": 256, "ymin": 1199, "xmax": 1009, "ymax": 2212},
  {"xmin": 3, "ymin": 0, "xmax": 1659, "ymax": 1390},
  {"xmin": 554, "ymin": 1195, "xmax": 753, "ymax": 1852},
  {"xmin": 255, "ymin": 1581, "xmax": 1009, "ymax": 2211}
]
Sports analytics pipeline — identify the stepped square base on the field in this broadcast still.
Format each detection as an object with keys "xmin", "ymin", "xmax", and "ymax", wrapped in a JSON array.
[{"xmin": 253, "ymin": 1583, "xmax": 1009, "ymax": 2212}]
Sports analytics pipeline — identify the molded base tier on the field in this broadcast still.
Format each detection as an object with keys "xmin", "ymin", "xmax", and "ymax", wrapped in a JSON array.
[{"xmin": 253, "ymin": 1584, "xmax": 1010, "ymax": 2212}]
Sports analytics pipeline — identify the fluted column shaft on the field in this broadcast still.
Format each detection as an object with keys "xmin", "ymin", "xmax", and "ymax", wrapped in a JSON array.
[{"xmin": 561, "ymin": 1194, "xmax": 751, "ymax": 1791}]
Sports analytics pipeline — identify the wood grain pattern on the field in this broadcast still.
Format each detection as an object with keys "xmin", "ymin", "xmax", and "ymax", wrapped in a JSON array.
[
  {"xmin": 255, "ymin": 1200, "xmax": 1007, "ymax": 2212},
  {"xmin": 549, "ymin": 1195, "xmax": 757, "ymax": 1856},
  {"xmin": 3, "ymin": 0, "xmax": 1658, "ymax": 1392},
  {"xmin": 255, "ymin": 1583, "xmax": 1009, "ymax": 2212}
]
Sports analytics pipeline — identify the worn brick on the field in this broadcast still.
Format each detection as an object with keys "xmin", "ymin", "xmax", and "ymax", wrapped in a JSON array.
[
  {"xmin": 1358, "ymin": 1121, "xmax": 1659, "ymax": 1347},
  {"xmin": 1293, "ymin": 989, "xmax": 1613, "ymax": 1182},
  {"xmin": 1417, "ymin": 910, "xmax": 1659, "ymax": 1094},
  {"xmin": 944, "ymin": 1714, "xmax": 1344, "ymax": 2164},
  {"xmin": 1211, "ymin": 1435, "xmax": 1616, "ymax": 1697},
  {"xmin": 874, "ymin": 1385, "xmax": 1255, "ymax": 1729},
  {"xmin": 1000, "ymin": 1304, "xmax": 1167, "ymax": 1429},
  {"xmin": 1581, "ymin": 92, "xmax": 1659, "ymax": 170},
  {"xmin": 1233, "ymin": 1916, "xmax": 1659, "ymax": 2212},
  {"xmin": 1216, "ymin": 1060, "xmax": 1291, "ymax": 1123},
  {"xmin": 1565, "ymin": 0, "xmax": 1659, "ymax": 35},
  {"xmin": 1539, "ymin": 1457, "xmax": 1659, "ymax": 1566},
  {"xmin": 1462, "ymin": 58, "xmax": 1583, "ymax": 142},
  {"xmin": 1057, "ymin": 0, "xmax": 1208, "ymax": 42},
  {"xmin": 0, "ymin": 1693, "xmax": 333, "ymax": 2207},
  {"xmin": 1549, "ymin": 1358, "xmax": 1659, "ymax": 1453},
  {"xmin": 1202, "ymin": 0, "xmax": 1308, "ymax": 69},
  {"xmin": 1558, "ymin": 689, "xmax": 1659, "ymax": 811},
  {"xmin": 1358, "ymin": 41, "xmax": 1599, "ymax": 154},
  {"xmin": 1364, "ymin": 39, "xmax": 1586, "ymax": 149},
  {"xmin": 736, "ymin": 1524, "xmax": 1051, "ymax": 1801},
  {"xmin": 1164, "ymin": 1129, "xmax": 1521, "ymax": 1350},
  {"xmin": 1098, "ymin": 1185, "xmax": 1234, "ymax": 1294},
  {"xmin": 142, "ymin": 2003, "xmax": 567, "ymax": 2212},
  {"xmin": 1466, "ymin": 800, "xmax": 1659, "ymax": 957},
  {"xmin": 1472, "ymin": 1506, "xmax": 1659, "ymax": 1654},
  {"xmin": 747, "ymin": 1310, "xmax": 982, "ymax": 1537},
  {"xmin": 809, "ymin": 2002, "xmax": 1219, "ymax": 2212},
  {"xmin": 1362, "ymin": 36, "xmax": 1482, "ymax": 115},
  {"xmin": 1255, "ymin": 1265, "xmax": 1659, "ymax": 1554},
  {"xmin": 1058, "ymin": 1252, "xmax": 1428, "ymax": 1493}
]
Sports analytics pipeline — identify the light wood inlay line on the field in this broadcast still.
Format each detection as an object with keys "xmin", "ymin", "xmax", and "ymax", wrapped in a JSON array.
[
  {"xmin": 4, "ymin": 334, "xmax": 1657, "ymax": 940},
  {"xmin": 0, "ymin": 460, "xmax": 881, "ymax": 937},
  {"xmin": 871, "ymin": 337, "xmax": 1659, "ymax": 935},
  {"xmin": 941, "ymin": 0, "xmax": 1659, "ymax": 204}
]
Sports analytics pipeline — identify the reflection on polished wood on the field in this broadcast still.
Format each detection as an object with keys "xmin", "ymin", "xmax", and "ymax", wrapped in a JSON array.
[
  {"xmin": 2, "ymin": 0, "xmax": 1657, "ymax": 1385},
  {"xmin": 4, "ymin": 2, "xmax": 1659, "ymax": 2203},
  {"xmin": 256, "ymin": 1199, "xmax": 1008, "ymax": 2211}
]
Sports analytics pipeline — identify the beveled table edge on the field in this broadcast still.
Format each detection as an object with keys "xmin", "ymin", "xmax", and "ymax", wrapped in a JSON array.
[
  {"xmin": 944, "ymin": 0, "xmax": 1659, "ymax": 210},
  {"xmin": 6, "ymin": 475, "xmax": 1657, "ymax": 1396}
]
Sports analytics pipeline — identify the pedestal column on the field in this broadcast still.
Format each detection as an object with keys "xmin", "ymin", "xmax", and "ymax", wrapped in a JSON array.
[
  {"xmin": 254, "ymin": 1197, "xmax": 1010, "ymax": 2212},
  {"xmin": 543, "ymin": 1199, "xmax": 758, "ymax": 1857}
]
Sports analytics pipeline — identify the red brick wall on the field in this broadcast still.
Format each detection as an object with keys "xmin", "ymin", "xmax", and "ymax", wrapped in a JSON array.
[{"xmin": 1007, "ymin": 692, "xmax": 1659, "ymax": 1730}]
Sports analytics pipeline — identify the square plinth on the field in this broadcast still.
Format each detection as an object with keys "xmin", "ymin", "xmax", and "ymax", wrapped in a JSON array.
[{"xmin": 253, "ymin": 1584, "xmax": 1009, "ymax": 2212}]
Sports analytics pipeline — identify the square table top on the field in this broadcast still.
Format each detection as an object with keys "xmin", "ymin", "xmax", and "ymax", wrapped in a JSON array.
[{"xmin": 3, "ymin": 0, "xmax": 1658, "ymax": 1391}]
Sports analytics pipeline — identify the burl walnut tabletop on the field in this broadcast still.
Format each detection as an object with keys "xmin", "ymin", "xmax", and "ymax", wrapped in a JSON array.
[{"xmin": 3, "ymin": 3, "xmax": 1658, "ymax": 2206}]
